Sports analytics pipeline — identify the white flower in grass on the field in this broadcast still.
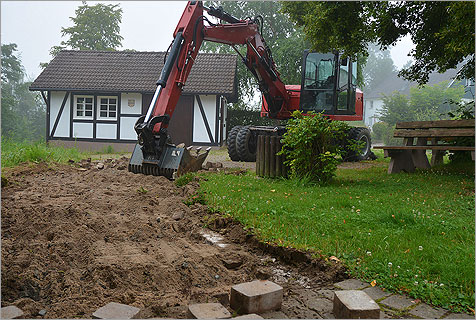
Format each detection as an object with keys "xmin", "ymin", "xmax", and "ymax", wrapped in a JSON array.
[
  {"xmin": 414, "ymin": 281, "xmax": 419, "ymax": 285},
  {"xmin": 440, "ymin": 283, "xmax": 444, "ymax": 287},
  {"xmin": 388, "ymin": 262, "xmax": 393, "ymax": 268},
  {"xmin": 366, "ymin": 251, "xmax": 372, "ymax": 256},
  {"xmin": 418, "ymin": 246, "xmax": 423, "ymax": 251}
]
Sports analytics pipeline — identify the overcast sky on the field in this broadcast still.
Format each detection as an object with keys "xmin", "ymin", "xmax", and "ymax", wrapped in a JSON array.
[{"xmin": 1, "ymin": 1, "xmax": 415, "ymax": 81}]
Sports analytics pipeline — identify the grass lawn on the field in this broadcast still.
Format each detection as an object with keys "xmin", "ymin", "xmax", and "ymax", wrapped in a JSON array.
[
  {"xmin": 198, "ymin": 159, "xmax": 475, "ymax": 313},
  {"xmin": 1, "ymin": 139, "xmax": 130, "ymax": 169}
]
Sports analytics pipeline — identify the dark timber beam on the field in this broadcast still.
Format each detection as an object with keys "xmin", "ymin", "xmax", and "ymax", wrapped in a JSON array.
[
  {"xmin": 51, "ymin": 92, "xmax": 70, "ymax": 137},
  {"xmin": 196, "ymin": 95, "xmax": 214, "ymax": 144}
]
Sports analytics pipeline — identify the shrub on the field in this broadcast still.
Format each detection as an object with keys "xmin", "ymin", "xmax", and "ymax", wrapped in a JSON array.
[
  {"xmin": 279, "ymin": 111, "xmax": 350, "ymax": 184},
  {"xmin": 372, "ymin": 122, "xmax": 387, "ymax": 141}
]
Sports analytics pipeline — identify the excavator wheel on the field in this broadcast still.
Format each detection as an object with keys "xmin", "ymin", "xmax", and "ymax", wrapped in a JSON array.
[
  {"xmin": 236, "ymin": 126, "xmax": 257, "ymax": 162},
  {"xmin": 227, "ymin": 125, "xmax": 242, "ymax": 161},
  {"xmin": 344, "ymin": 127, "xmax": 372, "ymax": 161}
]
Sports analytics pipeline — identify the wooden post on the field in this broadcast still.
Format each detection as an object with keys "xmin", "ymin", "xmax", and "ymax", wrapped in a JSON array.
[
  {"xmin": 256, "ymin": 135, "xmax": 262, "ymax": 176},
  {"xmin": 276, "ymin": 137, "xmax": 282, "ymax": 177},
  {"xmin": 255, "ymin": 135, "xmax": 288, "ymax": 178},
  {"xmin": 269, "ymin": 136, "xmax": 276, "ymax": 178},
  {"xmin": 264, "ymin": 135, "xmax": 271, "ymax": 177}
]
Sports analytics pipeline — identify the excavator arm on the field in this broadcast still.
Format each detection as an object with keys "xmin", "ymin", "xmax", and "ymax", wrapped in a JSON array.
[{"xmin": 129, "ymin": 1, "xmax": 291, "ymax": 178}]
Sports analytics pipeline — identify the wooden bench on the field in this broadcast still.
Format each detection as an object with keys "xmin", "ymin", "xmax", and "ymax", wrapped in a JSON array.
[{"xmin": 374, "ymin": 119, "xmax": 475, "ymax": 174}]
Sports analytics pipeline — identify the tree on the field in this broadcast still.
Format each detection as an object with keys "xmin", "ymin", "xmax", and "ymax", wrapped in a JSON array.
[
  {"xmin": 1, "ymin": 43, "xmax": 24, "ymax": 84},
  {"xmin": 378, "ymin": 82, "xmax": 465, "ymax": 126},
  {"xmin": 363, "ymin": 43, "xmax": 397, "ymax": 93},
  {"xmin": 2, "ymin": 44, "xmax": 45, "ymax": 141},
  {"xmin": 202, "ymin": 1, "xmax": 308, "ymax": 110},
  {"xmin": 281, "ymin": 1, "xmax": 475, "ymax": 85},
  {"xmin": 41, "ymin": 2, "xmax": 123, "ymax": 68}
]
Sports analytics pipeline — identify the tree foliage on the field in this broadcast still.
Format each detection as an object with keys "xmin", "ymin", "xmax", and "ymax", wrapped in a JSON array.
[
  {"xmin": 202, "ymin": 1, "xmax": 307, "ymax": 109},
  {"xmin": 2, "ymin": 44, "xmax": 45, "ymax": 141},
  {"xmin": 41, "ymin": 2, "xmax": 123, "ymax": 68},
  {"xmin": 378, "ymin": 81, "xmax": 465, "ymax": 126},
  {"xmin": 363, "ymin": 43, "xmax": 397, "ymax": 93},
  {"xmin": 281, "ymin": 1, "xmax": 475, "ymax": 85}
]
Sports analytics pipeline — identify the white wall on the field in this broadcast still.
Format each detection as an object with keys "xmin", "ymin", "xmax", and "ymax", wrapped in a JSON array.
[
  {"xmin": 364, "ymin": 98, "xmax": 384, "ymax": 129},
  {"xmin": 121, "ymin": 93, "xmax": 142, "ymax": 115},
  {"xmin": 50, "ymin": 91, "xmax": 70, "ymax": 137},
  {"xmin": 96, "ymin": 123, "xmax": 117, "ymax": 139},
  {"xmin": 72, "ymin": 122, "xmax": 93, "ymax": 138},
  {"xmin": 193, "ymin": 95, "xmax": 217, "ymax": 143},
  {"xmin": 120, "ymin": 117, "xmax": 139, "ymax": 140},
  {"xmin": 120, "ymin": 93, "xmax": 141, "ymax": 140}
]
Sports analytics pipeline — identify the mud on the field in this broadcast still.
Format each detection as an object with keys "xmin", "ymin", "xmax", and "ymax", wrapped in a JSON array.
[{"xmin": 1, "ymin": 158, "xmax": 347, "ymax": 319}]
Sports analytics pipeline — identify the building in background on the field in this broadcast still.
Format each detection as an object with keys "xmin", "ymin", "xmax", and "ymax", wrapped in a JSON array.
[{"xmin": 30, "ymin": 50, "xmax": 237, "ymax": 151}]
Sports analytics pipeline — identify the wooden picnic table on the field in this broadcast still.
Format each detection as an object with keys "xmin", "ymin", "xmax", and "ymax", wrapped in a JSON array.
[{"xmin": 373, "ymin": 119, "xmax": 475, "ymax": 173}]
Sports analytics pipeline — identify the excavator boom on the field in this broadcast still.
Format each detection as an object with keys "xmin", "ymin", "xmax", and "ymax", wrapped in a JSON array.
[{"xmin": 129, "ymin": 1, "xmax": 292, "ymax": 178}]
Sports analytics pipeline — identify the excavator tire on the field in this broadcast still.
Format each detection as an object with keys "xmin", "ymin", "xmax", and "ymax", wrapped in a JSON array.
[
  {"xmin": 236, "ymin": 126, "xmax": 257, "ymax": 162},
  {"xmin": 227, "ymin": 125, "xmax": 242, "ymax": 161},
  {"xmin": 344, "ymin": 127, "xmax": 372, "ymax": 161}
]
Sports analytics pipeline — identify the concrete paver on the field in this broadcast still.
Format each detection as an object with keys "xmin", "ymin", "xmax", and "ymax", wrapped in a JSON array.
[
  {"xmin": 333, "ymin": 279, "xmax": 370, "ymax": 290},
  {"xmin": 333, "ymin": 290, "xmax": 380, "ymax": 319},
  {"xmin": 362, "ymin": 286, "xmax": 392, "ymax": 301},
  {"xmin": 443, "ymin": 312, "xmax": 475, "ymax": 319},
  {"xmin": 380, "ymin": 295, "xmax": 415, "ymax": 310},
  {"xmin": 92, "ymin": 302, "xmax": 140, "ymax": 319},
  {"xmin": 234, "ymin": 314, "xmax": 264, "ymax": 319},
  {"xmin": 408, "ymin": 303, "xmax": 446, "ymax": 319},
  {"xmin": 187, "ymin": 303, "xmax": 231, "ymax": 319},
  {"xmin": 230, "ymin": 280, "xmax": 283, "ymax": 314}
]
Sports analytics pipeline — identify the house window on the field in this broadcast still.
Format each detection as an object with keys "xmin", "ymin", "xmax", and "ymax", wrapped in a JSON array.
[
  {"xmin": 97, "ymin": 96, "xmax": 117, "ymax": 120},
  {"xmin": 74, "ymin": 96, "xmax": 93, "ymax": 119}
]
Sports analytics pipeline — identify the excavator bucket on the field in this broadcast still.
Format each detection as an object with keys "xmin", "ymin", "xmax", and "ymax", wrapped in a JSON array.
[{"xmin": 128, "ymin": 143, "xmax": 211, "ymax": 180}]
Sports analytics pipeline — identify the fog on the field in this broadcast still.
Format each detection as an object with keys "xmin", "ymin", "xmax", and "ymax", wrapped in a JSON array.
[{"xmin": 1, "ymin": 1, "xmax": 414, "ymax": 81}]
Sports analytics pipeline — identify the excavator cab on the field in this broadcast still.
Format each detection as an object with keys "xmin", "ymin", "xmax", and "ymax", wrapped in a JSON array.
[{"xmin": 299, "ymin": 51, "xmax": 357, "ymax": 116}]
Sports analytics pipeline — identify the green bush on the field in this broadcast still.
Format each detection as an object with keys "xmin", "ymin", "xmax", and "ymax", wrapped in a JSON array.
[
  {"xmin": 382, "ymin": 123, "xmax": 402, "ymax": 146},
  {"xmin": 279, "ymin": 111, "xmax": 350, "ymax": 184},
  {"xmin": 371, "ymin": 122, "xmax": 387, "ymax": 141}
]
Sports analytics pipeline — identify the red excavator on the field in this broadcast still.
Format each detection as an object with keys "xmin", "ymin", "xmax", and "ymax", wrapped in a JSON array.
[{"xmin": 129, "ymin": 1, "xmax": 372, "ymax": 178}]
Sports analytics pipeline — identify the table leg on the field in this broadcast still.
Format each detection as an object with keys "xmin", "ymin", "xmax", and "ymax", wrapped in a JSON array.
[
  {"xmin": 412, "ymin": 138, "xmax": 430, "ymax": 169},
  {"xmin": 385, "ymin": 149, "xmax": 415, "ymax": 174}
]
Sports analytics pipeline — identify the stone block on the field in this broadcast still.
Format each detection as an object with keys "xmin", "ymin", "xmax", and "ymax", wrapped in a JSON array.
[
  {"xmin": 92, "ymin": 302, "xmax": 141, "ymax": 319},
  {"xmin": 408, "ymin": 303, "xmax": 446, "ymax": 319},
  {"xmin": 230, "ymin": 280, "xmax": 283, "ymax": 314},
  {"xmin": 234, "ymin": 314, "xmax": 264, "ymax": 319},
  {"xmin": 305, "ymin": 298, "xmax": 333, "ymax": 313},
  {"xmin": 334, "ymin": 279, "xmax": 370, "ymax": 290},
  {"xmin": 444, "ymin": 312, "xmax": 475, "ymax": 319},
  {"xmin": 1, "ymin": 306, "xmax": 24, "ymax": 319},
  {"xmin": 333, "ymin": 290, "xmax": 380, "ymax": 319},
  {"xmin": 362, "ymin": 287, "xmax": 392, "ymax": 301},
  {"xmin": 380, "ymin": 295, "xmax": 414, "ymax": 310},
  {"xmin": 187, "ymin": 303, "xmax": 231, "ymax": 319}
]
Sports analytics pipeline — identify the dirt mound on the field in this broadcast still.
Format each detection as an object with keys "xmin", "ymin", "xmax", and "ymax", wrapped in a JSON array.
[{"xmin": 2, "ymin": 158, "xmax": 345, "ymax": 318}]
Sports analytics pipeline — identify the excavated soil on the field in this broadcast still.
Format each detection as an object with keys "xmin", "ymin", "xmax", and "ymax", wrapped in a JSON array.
[{"xmin": 1, "ymin": 158, "xmax": 348, "ymax": 319}]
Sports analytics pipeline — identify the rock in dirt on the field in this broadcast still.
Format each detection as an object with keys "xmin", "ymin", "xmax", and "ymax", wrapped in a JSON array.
[
  {"xmin": 96, "ymin": 163, "xmax": 105, "ymax": 170},
  {"xmin": 38, "ymin": 309, "xmax": 47, "ymax": 316},
  {"xmin": 221, "ymin": 255, "xmax": 243, "ymax": 270},
  {"xmin": 172, "ymin": 211, "xmax": 185, "ymax": 220},
  {"xmin": 116, "ymin": 165, "xmax": 126, "ymax": 170},
  {"xmin": 1, "ymin": 306, "xmax": 24, "ymax": 319},
  {"xmin": 255, "ymin": 268, "xmax": 271, "ymax": 280}
]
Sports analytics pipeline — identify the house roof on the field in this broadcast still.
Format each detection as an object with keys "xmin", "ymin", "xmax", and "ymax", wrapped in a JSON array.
[
  {"xmin": 365, "ymin": 68, "xmax": 459, "ymax": 100},
  {"xmin": 30, "ymin": 50, "xmax": 238, "ymax": 101}
]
